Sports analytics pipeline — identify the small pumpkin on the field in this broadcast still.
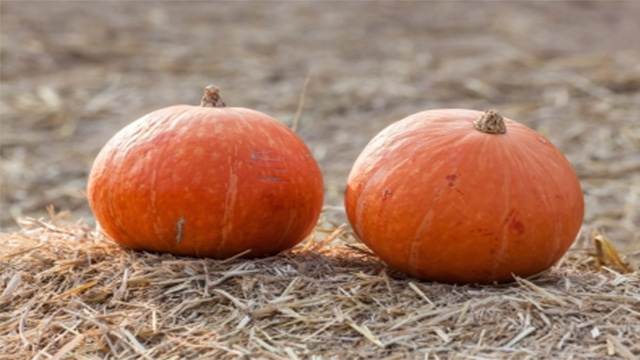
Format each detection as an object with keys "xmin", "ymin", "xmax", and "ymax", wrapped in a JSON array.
[
  {"xmin": 88, "ymin": 85, "xmax": 324, "ymax": 258},
  {"xmin": 345, "ymin": 109, "xmax": 584, "ymax": 284}
]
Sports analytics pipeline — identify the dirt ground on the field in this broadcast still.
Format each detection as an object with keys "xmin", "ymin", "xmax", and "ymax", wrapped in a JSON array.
[{"xmin": 2, "ymin": 1, "xmax": 639, "ymax": 251}]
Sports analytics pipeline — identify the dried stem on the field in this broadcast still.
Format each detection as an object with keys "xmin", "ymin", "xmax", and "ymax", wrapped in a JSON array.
[
  {"xmin": 474, "ymin": 109, "xmax": 507, "ymax": 134},
  {"xmin": 200, "ymin": 85, "xmax": 226, "ymax": 107}
]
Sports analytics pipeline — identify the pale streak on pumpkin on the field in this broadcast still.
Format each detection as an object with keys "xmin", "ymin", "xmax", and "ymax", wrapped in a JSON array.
[
  {"xmin": 150, "ymin": 167, "xmax": 163, "ymax": 241},
  {"xmin": 220, "ymin": 159, "xmax": 238, "ymax": 253},
  {"xmin": 217, "ymin": 108, "xmax": 249, "ymax": 255},
  {"xmin": 493, "ymin": 139, "xmax": 512, "ymax": 281},
  {"xmin": 407, "ymin": 189, "xmax": 441, "ymax": 274},
  {"xmin": 175, "ymin": 216, "xmax": 186, "ymax": 244},
  {"xmin": 110, "ymin": 191, "xmax": 128, "ymax": 245}
]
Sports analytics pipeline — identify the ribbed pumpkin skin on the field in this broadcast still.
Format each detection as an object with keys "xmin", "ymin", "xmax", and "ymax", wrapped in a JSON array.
[
  {"xmin": 345, "ymin": 109, "xmax": 584, "ymax": 284},
  {"xmin": 88, "ymin": 105, "xmax": 324, "ymax": 258}
]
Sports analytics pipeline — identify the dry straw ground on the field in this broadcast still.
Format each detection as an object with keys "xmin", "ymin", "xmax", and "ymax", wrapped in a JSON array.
[
  {"xmin": 1, "ymin": 213, "xmax": 639, "ymax": 359},
  {"xmin": 1, "ymin": 2, "xmax": 640, "ymax": 359}
]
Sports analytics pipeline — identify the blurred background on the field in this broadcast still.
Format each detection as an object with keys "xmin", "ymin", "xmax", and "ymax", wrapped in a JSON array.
[{"xmin": 1, "ymin": 2, "xmax": 639, "ymax": 249}]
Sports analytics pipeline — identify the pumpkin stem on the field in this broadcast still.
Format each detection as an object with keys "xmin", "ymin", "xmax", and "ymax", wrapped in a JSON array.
[
  {"xmin": 200, "ymin": 85, "xmax": 226, "ymax": 107},
  {"xmin": 474, "ymin": 109, "xmax": 507, "ymax": 134}
]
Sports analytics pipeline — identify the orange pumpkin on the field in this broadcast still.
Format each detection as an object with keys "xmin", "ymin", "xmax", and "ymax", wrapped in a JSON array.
[
  {"xmin": 88, "ymin": 86, "xmax": 324, "ymax": 258},
  {"xmin": 345, "ymin": 109, "xmax": 584, "ymax": 284}
]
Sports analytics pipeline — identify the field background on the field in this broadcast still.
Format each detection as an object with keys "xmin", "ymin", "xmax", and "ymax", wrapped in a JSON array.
[
  {"xmin": 1, "ymin": 2, "xmax": 640, "ymax": 359},
  {"xmin": 0, "ymin": 1, "xmax": 640, "ymax": 250},
  {"xmin": 2, "ymin": 2, "xmax": 639, "ymax": 248}
]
